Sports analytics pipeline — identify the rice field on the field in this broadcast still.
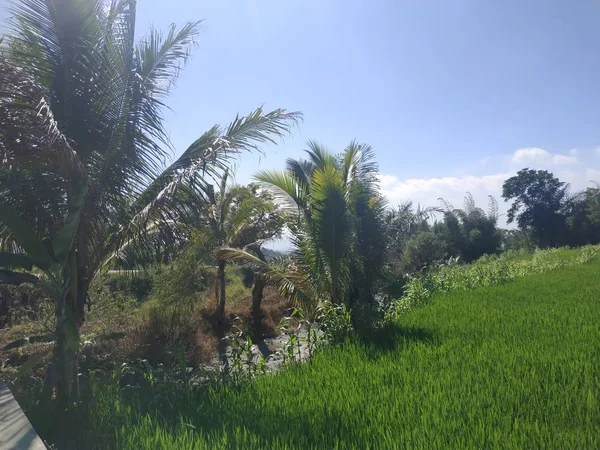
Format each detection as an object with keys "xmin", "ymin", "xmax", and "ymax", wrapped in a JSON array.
[{"xmin": 31, "ymin": 254, "xmax": 600, "ymax": 449}]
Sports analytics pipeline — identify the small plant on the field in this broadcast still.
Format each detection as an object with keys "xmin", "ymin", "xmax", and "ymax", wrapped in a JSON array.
[
  {"xmin": 224, "ymin": 317, "xmax": 269, "ymax": 382},
  {"xmin": 277, "ymin": 309, "xmax": 305, "ymax": 365},
  {"xmin": 316, "ymin": 301, "xmax": 352, "ymax": 345}
]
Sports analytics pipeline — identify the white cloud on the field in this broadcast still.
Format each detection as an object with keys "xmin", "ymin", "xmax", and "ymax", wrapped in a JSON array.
[
  {"xmin": 380, "ymin": 164, "xmax": 599, "ymax": 226},
  {"xmin": 568, "ymin": 148, "xmax": 578, "ymax": 157},
  {"xmin": 510, "ymin": 147, "xmax": 578, "ymax": 167},
  {"xmin": 595, "ymin": 147, "xmax": 600, "ymax": 157},
  {"xmin": 585, "ymin": 168, "xmax": 600, "ymax": 181},
  {"xmin": 379, "ymin": 173, "xmax": 510, "ymax": 219},
  {"xmin": 511, "ymin": 147, "xmax": 551, "ymax": 164},
  {"xmin": 551, "ymin": 154, "xmax": 578, "ymax": 165}
]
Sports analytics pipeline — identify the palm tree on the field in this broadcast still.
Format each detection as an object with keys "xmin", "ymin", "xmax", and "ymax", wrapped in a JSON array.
[
  {"xmin": 196, "ymin": 174, "xmax": 284, "ymax": 321},
  {"xmin": 437, "ymin": 193, "xmax": 501, "ymax": 261},
  {"xmin": 0, "ymin": 0, "xmax": 299, "ymax": 400},
  {"xmin": 217, "ymin": 141, "xmax": 387, "ymax": 319}
]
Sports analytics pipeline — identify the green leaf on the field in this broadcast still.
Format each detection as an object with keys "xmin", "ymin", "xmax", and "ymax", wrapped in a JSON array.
[
  {"xmin": 0, "ymin": 269, "xmax": 39, "ymax": 285},
  {"xmin": 52, "ymin": 179, "xmax": 89, "ymax": 264},
  {"xmin": 0, "ymin": 201, "xmax": 53, "ymax": 270}
]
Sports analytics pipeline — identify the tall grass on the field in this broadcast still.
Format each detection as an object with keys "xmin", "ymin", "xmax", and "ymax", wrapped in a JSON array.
[{"xmin": 28, "ymin": 252, "xmax": 600, "ymax": 449}]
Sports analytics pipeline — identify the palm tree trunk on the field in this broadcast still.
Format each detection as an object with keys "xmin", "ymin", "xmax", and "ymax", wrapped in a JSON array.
[
  {"xmin": 55, "ymin": 296, "xmax": 81, "ymax": 401},
  {"xmin": 249, "ymin": 245, "xmax": 266, "ymax": 326},
  {"xmin": 54, "ymin": 263, "xmax": 87, "ymax": 402},
  {"xmin": 216, "ymin": 262, "xmax": 226, "ymax": 321},
  {"xmin": 251, "ymin": 274, "xmax": 266, "ymax": 321}
]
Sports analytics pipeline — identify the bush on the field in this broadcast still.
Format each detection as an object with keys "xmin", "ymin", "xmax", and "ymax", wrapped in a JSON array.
[
  {"xmin": 401, "ymin": 231, "xmax": 449, "ymax": 273},
  {"xmin": 101, "ymin": 272, "xmax": 155, "ymax": 302},
  {"xmin": 0, "ymin": 283, "xmax": 51, "ymax": 327}
]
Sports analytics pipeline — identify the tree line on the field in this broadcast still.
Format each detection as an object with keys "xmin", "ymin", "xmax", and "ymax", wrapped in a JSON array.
[{"xmin": 384, "ymin": 168, "xmax": 600, "ymax": 277}]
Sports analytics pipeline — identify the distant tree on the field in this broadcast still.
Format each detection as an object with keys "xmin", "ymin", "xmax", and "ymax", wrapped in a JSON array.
[
  {"xmin": 499, "ymin": 228, "xmax": 533, "ymax": 252},
  {"xmin": 261, "ymin": 248, "xmax": 288, "ymax": 261},
  {"xmin": 436, "ymin": 193, "xmax": 501, "ymax": 262},
  {"xmin": 502, "ymin": 169, "xmax": 568, "ymax": 248},
  {"xmin": 384, "ymin": 201, "xmax": 440, "ymax": 274},
  {"xmin": 563, "ymin": 185, "xmax": 600, "ymax": 246},
  {"xmin": 402, "ymin": 231, "xmax": 449, "ymax": 272},
  {"xmin": 586, "ymin": 185, "xmax": 600, "ymax": 230}
]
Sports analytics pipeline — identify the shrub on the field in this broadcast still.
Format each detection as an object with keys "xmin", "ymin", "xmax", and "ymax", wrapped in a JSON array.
[
  {"xmin": 401, "ymin": 231, "xmax": 449, "ymax": 273},
  {"xmin": 101, "ymin": 272, "xmax": 155, "ymax": 302},
  {"xmin": 0, "ymin": 283, "xmax": 51, "ymax": 327}
]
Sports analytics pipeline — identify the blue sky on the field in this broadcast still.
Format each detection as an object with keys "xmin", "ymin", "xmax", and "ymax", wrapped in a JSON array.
[
  {"xmin": 2, "ymin": 0, "xmax": 600, "ymax": 222},
  {"xmin": 133, "ymin": 0, "xmax": 600, "ymax": 218}
]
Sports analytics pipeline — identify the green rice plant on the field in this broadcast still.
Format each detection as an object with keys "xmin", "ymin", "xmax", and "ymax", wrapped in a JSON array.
[
  {"xmin": 31, "ymin": 260, "xmax": 599, "ymax": 449},
  {"xmin": 386, "ymin": 245, "xmax": 599, "ymax": 320}
]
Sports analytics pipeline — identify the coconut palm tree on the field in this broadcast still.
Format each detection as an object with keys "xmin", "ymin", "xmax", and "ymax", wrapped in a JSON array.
[
  {"xmin": 0, "ymin": 0, "xmax": 299, "ymax": 400},
  {"xmin": 216, "ymin": 141, "xmax": 387, "ymax": 319}
]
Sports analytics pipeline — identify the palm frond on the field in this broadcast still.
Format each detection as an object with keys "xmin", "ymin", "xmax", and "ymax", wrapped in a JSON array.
[
  {"xmin": 285, "ymin": 157, "xmax": 314, "ymax": 187},
  {"xmin": 215, "ymin": 246, "xmax": 315, "ymax": 311},
  {"xmin": 110, "ymin": 108, "xmax": 299, "ymax": 272},
  {"xmin": 341, "ymin": 140, "xmax": 379, "ymax": 188},
  {"xmin": 310, "ymin": 163, "xmax": 351, "ymax": 304},
  {"xmin": 438, "ymin": 197, "xmax": 454, "ymax": 212},
  {"xmin": 305, "ymin": 140, "xmax": 336, "ymax": 170},
  {"xmin": 136, "ymin": 21, "xmax": 202, "ymax": 99},
  {"xmin": 255, "ymin": 170, "xmax": 306, "ymax": 216}
]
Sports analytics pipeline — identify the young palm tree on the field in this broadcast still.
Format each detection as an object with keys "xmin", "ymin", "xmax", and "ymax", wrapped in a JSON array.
[
  {"xmin": 0, "ymin": 0, "xmax": 298, "ymax": 399},
  {"xmin": 195, "ymin": 173, "xmax": 284, "ymax": 321},
  {"xmin": 217, "ymin": 141, "xmax": 387, "ymax": 318}
]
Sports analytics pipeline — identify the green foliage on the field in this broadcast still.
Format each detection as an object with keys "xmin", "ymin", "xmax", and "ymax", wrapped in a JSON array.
[
  {"xmin": 436, "ymin": 193, "xmax": 501, "ymax": 263},
  {"xmin": 0, "ymin": 283, "xmax": 51, "ymax": 327},
  {"xmin": 500, "ymin": 170, "xmax": 600, "ymax": 250},
  {"xmin": 385, "ymin": 194, "xmax": 500, "ymax": 275},
  {"xmin": 562, "ymin": 186, "xmax": 600, "ymax": 246},
  {"xmin": 384, "ymin": 201, "xmax": 440, "ymax": 273},
  {"xmin": 150, "ymin": 258, "xmax": 213, "ymax": 307},
  {"xmin": 502, "ymin": 169, "xmax": 569, "ymax": 248},
  {"xmin": 27, "ymin": 260, "xmax": 600, "ymax": 449},
  {"xmin": 402, "ymin": 231, "xmax": 449, "ymax": 272},
  {"xmin": 314, "ymin": 301, "xmax": 353, "ymax": 345},
  {"xmin": 255, "ymin": 141, "xmax": 387, "ymax": 314},
  {"xmin": 97, "ymin": 272, "xmax": 155, "ymax": 303},
  {"xmin": 200, "ymin": 178, "xmax": 286, "ymax": 317},
  {"xmin": 499, "ymin": 228, "xmax": 534, "ymax": 252}
]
